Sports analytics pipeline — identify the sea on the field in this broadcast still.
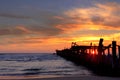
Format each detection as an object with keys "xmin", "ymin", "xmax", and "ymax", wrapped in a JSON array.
[{"xmin": 0, "ymin": 53, "xmax": 92, "ymax": 79}]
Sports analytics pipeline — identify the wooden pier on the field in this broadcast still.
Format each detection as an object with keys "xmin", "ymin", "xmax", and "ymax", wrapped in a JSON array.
[{"xmin": 56, "ymin": 38, "xmax": 120, "ymax": 76}]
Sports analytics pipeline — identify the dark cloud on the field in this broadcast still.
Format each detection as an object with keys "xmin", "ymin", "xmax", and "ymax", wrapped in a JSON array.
[
  {"xmin": 0, "ymin": 26, "xmax": 30, "ymax": 35},
  {"xmin": 91, "ymin": 16, "xmax": 105, "ymax": 24},
  {"xmin": 0, "ymin": 37, "xmax": 43, "ymax": 45},
  {"xmin": 0, "ymin": 28, "xmax": 10, "ymax": 35},
  {"xmin": 0, "ymin": 25, "xmax": 63, "ymax": 37},
  {"xmin": 0, "ymin": 13, "xmax": 31, "ymax": 19},
  {"xmin": 0, "ymin": 9, "xmax": 67, "ymax": 36},
  {"xmin": 28, "ymin": 25, "xmax": 63, "ymax": 36},
  {"xmin": 10, "ymin": 39, "xmax": 43, "ymax": 44},
  {"xmin": 103, "ymin": 18, "xmax": 120, "ymax": 27}
]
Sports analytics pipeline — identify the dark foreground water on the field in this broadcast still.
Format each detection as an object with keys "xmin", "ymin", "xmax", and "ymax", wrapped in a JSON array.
[{"xmin": 0, "ymin": 53, "xmax": 92, "ymax": 79}]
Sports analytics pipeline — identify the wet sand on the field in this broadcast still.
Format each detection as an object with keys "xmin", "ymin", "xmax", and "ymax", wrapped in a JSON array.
[{"xmin": 1, "ymin": 75, "xmax": 120, "ymax": 80}]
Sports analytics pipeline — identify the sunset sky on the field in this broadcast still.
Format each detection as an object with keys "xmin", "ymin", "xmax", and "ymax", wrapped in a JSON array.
[{"xmin": 0, "ymin": 0, "xmax": 120, "ymax": 53}]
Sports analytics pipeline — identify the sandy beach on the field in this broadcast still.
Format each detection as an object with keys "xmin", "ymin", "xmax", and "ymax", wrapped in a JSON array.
[
  {"xmin": 1, "ymin": 75, "xmax": 120, "ymax": 80},
  {"xmin": 35, "ymin": 76, "xmax": 120, "ymax": 80}
]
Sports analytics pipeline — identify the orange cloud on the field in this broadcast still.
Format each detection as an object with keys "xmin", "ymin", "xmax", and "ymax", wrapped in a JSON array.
[
  {"xmin": 63, "ymin": 2, "xmax": 120, "ymax": 30},
  {"xmin": 0, "ymin": 36, "xmax": 72, "ymax": 53},
  {"xmin": 15, "ymin": 26, "xmax": 31, "ymax": 33},
  {"xmin": 0, "ymin": 26, "xmax": 31, "ymax": 35}
]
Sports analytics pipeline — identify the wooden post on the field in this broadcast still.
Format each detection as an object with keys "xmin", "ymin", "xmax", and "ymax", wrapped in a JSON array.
[
  {"xmin": 98, "ymin": 38, "xmax": 103, "ymax": 64},
  {"xmin": 98, "ymin": 38, "xmax": 103, "ymax": 56},
  {"xmin": 112, "ymin": 41, "xmax": 117, "ymax": 68},
  {"xmin": 108, "ymin": 48, "xmax": 110, "ymax": 55},
  {"xmin": 118, "ymin": 46, "xmax": 120, "ymax": 60}
]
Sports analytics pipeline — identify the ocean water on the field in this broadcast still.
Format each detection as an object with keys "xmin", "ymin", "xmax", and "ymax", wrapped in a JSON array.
[{"xmin": 0, "ymin": 53, "xmax": 92, "ymax": 79}]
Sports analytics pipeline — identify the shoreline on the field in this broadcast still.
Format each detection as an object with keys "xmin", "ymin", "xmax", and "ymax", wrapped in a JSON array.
[{"xmin": 1, "ymin": 75, "xmax": 120, "ymax": 80}]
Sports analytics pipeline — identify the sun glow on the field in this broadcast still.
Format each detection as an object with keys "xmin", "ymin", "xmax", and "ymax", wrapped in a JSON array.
[{"xmin": 92, "ymin": 50, "xmax": 95, "ymax": 54}]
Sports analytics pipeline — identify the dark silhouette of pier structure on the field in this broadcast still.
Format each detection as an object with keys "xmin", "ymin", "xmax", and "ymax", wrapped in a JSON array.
[{"xmin": 56, "ymin": 38, "xmax": 120, "ymax": 76}]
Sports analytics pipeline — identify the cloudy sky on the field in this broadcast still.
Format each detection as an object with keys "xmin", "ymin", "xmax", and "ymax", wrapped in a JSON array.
[{"xmin": 0, "ymin": 0, "xmax": 120, "ymax": 53}]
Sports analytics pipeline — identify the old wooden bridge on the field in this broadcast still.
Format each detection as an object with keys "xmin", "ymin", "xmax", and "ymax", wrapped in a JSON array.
[{"xmin": 56, "ymin": 38, "xmax": 120, "ymax": 76}]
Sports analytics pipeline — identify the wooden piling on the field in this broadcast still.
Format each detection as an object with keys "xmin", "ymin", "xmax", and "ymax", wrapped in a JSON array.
[
  {"xmin": 118, "ymin": 46, "xmax": 120, "ymax": 60},
  {"xmin": 108, "ymin": 48, "xmax": 110, "ymax": 55},
  {"xmin": 112, "ymin": 41, "xmax": 117, "ymax": 68},
  {"xmin": 97, "ymin": 38, "xmax": 104, "ymax": 65},
  {"xmin": 98, "ymin": 38, "xmax": 103, "ymax": 55}
]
